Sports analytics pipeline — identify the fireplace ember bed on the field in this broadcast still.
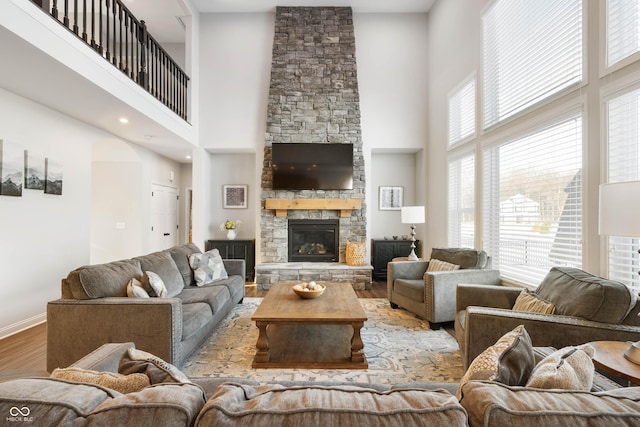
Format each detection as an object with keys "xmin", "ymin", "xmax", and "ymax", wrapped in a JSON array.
[{"xmin": 288, "ymin": 219, "xmax": 339, "ymax": 262}]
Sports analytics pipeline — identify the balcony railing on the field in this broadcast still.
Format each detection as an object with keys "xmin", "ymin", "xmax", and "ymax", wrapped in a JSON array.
[{"xmin": 31, "ymin": 0, "xmax": 189, "ymax": 121}]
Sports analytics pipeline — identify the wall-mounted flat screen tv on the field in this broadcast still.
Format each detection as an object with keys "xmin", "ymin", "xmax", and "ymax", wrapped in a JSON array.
[{"xmin": 271, "ymin": 143, "xmax": 354, "ymax": 190}]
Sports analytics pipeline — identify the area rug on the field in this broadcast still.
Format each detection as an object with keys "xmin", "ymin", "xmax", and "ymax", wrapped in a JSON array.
[{"xmin": 182, "ymin": 298, "xmax": 464, "ymax": 384}]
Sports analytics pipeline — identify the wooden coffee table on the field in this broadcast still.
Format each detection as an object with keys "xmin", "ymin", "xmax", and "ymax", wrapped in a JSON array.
[
  {"xmin": 590, "ymin": 341, "xmax": 640, "ymax": 385},
  {"xmin": 251, "ymin": 282, "xmax": 368, "ymax": 369}
]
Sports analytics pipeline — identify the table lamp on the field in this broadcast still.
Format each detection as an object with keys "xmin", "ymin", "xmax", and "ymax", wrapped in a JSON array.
[
  {"xmin": 401, "ymin": 206, "xmax": 425, "ymax": 261},
  {"xmin": 599, "ymin": 181, "xmax": 640, "ymax": 364}
]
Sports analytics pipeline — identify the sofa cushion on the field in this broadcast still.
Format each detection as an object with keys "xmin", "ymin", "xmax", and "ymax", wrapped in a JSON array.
[
  {"xmin": 512, "ymin": 289, "xmax": 555, "ymax": 314},
  {"xmin": 181, "ymin": 302, "xmax": 215, "ymax": 341},
  {"xmin": 426, "ymin": 259, "xmax": 460, "ymax": 272},
  {"xmin": 196, "ymin": 383, "xmax": 468, "ymax": 427},
  {"xmin": 393, "ymin": 279, "xmax": 425, "ymax": 302},
  {"xmin": 164, "ymin": 243, "xmax": 202, "ymax": 287},
  {"xmin": 526, "ymin": 344, "xmax": 595, "ymax": 390},
  {"xmin": 178, "ymin": 285, "xmax": 231, "ymax": 315},
  {"xmin": 50, "ymin": 367, "xmax": 150, "ymax": 393},
  {"xmin": 0, "ymin": 378, "xmax": 205, "ymax": 426},
  {"xmin": 66, "ymin": 259, "xmax": 142, "ymax": 300},
  {"xmin": 460, "ymin": 381, "xmax": 640, "ymax": 427},
  {"xmin": 457, "ymin": 325, "xmax": 534, "ymax": 399},
  {"xmin": 431, "ymin": 248, "xmax": 488, "ymax": 269},
  {"xmin": 189, "ymin": 249, "xmax": 228, "ymax": 286},
  {"xmin": 536, "ymin": 267, "xmax": 637, "ymax": 323},
  {"xmin": 134, "ymin": 251, "xmax": 184, "ymax": 297}
]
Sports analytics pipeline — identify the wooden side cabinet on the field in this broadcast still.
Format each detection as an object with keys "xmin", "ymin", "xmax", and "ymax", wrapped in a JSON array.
[
  {"xmin": 371, "ymin": 239, "xmax": 420, "ymax": 281},
  {"xmin": 205, "ymin": 239, "xmax": 255, "ymax": 281}
]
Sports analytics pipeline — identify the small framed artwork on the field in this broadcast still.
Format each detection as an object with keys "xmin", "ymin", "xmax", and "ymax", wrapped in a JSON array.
[
  {"xmin": 24, "ymin": 150, "xmax": 45, "ymax": 190},
  {"xmin": 223, "ymin": 184, "xmax": 247, "ymax": 209},
  {"xmin": 0, "ymin": 140, "xmax": 24, "ymax": 197},
  {"xmin": 379, "ymin": 186, "xmax": 403, "ymax": 210},
  {"xmin": 44, "ymin": 158, "xmax": 63, "ymax": 195}
]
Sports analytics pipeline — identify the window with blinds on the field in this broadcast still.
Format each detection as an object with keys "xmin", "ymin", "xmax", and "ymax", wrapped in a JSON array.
[
  {"xmin": 606, "ymin": 0, "xmax": 640, "ymax": 68},
  {"xmin": 448, "ymin": 77, "xmax": 476, "ymax": 146},
  {"xmin": 605, "ymin": 87, "xmax": 640, "ymax": 290},
  {"xmin": 483, "ymin": 113, "xmax": 583, "ymax": 286},
  {"xmin": 448, "ymin": 154, "xmax": 475, "ymax": 248},
  {"xmin": 482, "ymin": 0, "xmax": 583, "ymax": 129}
]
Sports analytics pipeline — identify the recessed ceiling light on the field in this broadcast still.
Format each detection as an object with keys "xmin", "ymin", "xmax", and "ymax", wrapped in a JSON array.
[
  {"xmin": 185, "ymin": 155, "xmax": 192, "ymax": 160},
  {"xmin": 119, "ymin": 117, "xmax": 129, "ymax": 124}
]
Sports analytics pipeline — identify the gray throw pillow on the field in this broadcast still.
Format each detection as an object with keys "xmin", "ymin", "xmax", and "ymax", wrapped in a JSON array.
[{"xmin": 188, "ymin": 249, "xmax": 228, "ymax": 286}]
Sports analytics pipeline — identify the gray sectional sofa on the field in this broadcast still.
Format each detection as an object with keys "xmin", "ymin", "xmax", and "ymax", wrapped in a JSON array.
[
  {"xmin": 2, "ymin": 342, "xmax": 640, "ymax": 426},
  {"xmin": 47, "ymin": 243, "xmax": 245, "ymax": 372}
]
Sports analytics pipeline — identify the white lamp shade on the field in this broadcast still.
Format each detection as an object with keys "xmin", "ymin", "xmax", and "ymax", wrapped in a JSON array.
[
  {"xmin": 401, "ymin": 206, "xmax": 425, "ymax": 224},
  {"xmin": 599, "ymin": 182, "xmax": 640, "ymax": 237}
]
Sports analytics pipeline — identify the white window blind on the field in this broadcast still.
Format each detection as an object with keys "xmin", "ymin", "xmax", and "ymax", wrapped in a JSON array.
[
  {"xmin": 448, "ymin": 154, "xmax": 475, "ymax": 247},
  {"xmin": 606, "ymin": 88, "xmax": 640, "ymax": 290},
  {"xmin": 483, "ymin": 114, "xmax": 583, "ymax": 286},
  {"xmin": 482, "ymin": 0, "xmax": 583, "ymax": 128},
  {"xmin": 607, "ymin": 0, "xmax": 640, "ymax": 68},
  {"xmin": 448, "ymin": 78, "xmax": 476, "ymax": 146}
]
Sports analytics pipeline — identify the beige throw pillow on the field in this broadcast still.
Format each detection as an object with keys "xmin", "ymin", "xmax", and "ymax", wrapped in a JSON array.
[
  {"xmin": 526, "ymin": 344, "xmax": 595, "ymax": 390},
  {"xmin": 126, "ymin": 278, "xmax": 149, "ymax": 298},
  {"xmin": 51, "ymin": 367, "xmax": 150, "ymax": 393},
  {"xmin": 141, "ymin": 271, "xmax": 168, "ymax": 298},
  {"xmin": 427, "ymin": 259, "xmax": 460, "ymax": 272},
  {"xmin": 512, "ymin": 290, "xmax": 555, "ymax": 314},
  {"xmin": 456, "ymin": 325, "xmax": 535, "ymax": 399}
]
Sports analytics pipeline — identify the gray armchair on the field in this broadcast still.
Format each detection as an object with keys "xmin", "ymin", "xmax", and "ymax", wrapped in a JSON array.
[
  {"xmin": 455, "ymin": 267, "xmax": 640, "ymax": 369},
  {"xmin": 387, "ymin": 248, "xmax": 501, "ymax": 328}
]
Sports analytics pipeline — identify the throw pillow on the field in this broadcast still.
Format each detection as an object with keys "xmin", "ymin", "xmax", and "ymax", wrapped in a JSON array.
[
  {"xmin": 119, "ymin": 348, "xmax": 192, "ymax": 385},
  {"xmin": 512, "ymin": 289, "xmax": 555, "ymax": 314},
  {"xmin": 188, "ymin": 249, "xmax": 228, "ymax": 286},
  {"xmin": 427, "ymin": 259, "xmax": 460, "ymax": 273},
  {"xmin": 126, "ymin": 277, "xmax": 149, "ymax": 298},
  {"xmin": 50, "ymin": 367, "xmax": 150, "ymax": 393},
  {"xmin": 141, "ymin": 271, "xmax": 168, "ymax": 298},
  {"xmin": 526, "ymin": 344, "xmax": 595, "ymax": 390},
  {"xmin": 456, "ymin": 325, "xmax": 535, "ymax": 400}
]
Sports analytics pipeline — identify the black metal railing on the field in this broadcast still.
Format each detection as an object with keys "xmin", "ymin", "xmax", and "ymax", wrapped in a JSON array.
[{"xmin": 31, "ymin": 0, "xmax": 189, "ymax": 121}]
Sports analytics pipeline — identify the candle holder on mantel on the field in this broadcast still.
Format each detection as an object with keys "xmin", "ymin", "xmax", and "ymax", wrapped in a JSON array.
[{"xmin": 401, "ymin": 206, "xmax": 425, "ymax": 261}]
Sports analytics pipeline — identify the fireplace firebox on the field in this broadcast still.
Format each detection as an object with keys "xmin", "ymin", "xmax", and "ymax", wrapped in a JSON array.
[{"xmin": 288, "ymin": 219, "xmax": 339, "ymax": 262}]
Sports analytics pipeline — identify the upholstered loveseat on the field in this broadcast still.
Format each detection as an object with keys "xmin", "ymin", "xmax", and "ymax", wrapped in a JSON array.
[
  {"xmin": 47, "ymin": 243, "xmax": 245, "ymax": 371},
  {"xmin": 455, "ymin": 266, "xmax": 640, "ymax": 369},
  {"xmin": 387, "ymin": 248, "xmax": 501, "ymax": 327},
  {"xmin": 2, "ymin": 342, "xmax": 640, "ymax": 426}
]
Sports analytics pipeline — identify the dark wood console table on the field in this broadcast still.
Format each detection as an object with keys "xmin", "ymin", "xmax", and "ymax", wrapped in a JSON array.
[{"xmin": 205, "ymin": 239, "xmax": 255, "ymax": 281}]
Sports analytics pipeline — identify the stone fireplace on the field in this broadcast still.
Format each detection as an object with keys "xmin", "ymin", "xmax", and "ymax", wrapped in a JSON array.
[{"xmin": 257, "ymin": 6, "xmax": 371, "ymax": 290}]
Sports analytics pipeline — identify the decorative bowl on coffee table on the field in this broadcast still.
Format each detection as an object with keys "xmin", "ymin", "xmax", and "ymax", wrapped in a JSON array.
[{"xmin": 293, "ymin": 282, "xmax": 326, "ymax": 299}]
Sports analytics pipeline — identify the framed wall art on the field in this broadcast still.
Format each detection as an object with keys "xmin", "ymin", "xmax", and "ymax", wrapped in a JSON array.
[
  {"xmin": 223, "ymin": 184, "xmax": 247, "ymax": 209},
  {"xmin": 44, "ymin": 158, "xmax": 63, "ymax": 195},
  {"xmin": 0, "ymin": 140, "xmax": 24, "ymax": 197},
  {"xmin": 379, "ymin": 186, "xmax": 403, "ymax": 210}
]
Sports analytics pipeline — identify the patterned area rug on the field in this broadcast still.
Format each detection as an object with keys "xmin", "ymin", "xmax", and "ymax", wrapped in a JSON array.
[{"xmin": 182, "ymin": 298, "xmax": 464, "ymax": 384}]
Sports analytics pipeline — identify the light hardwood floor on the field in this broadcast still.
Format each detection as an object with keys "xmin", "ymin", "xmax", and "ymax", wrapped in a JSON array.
[{"xmin": 0, "ymin": 281, "xmax": 388, "ymax": 373}]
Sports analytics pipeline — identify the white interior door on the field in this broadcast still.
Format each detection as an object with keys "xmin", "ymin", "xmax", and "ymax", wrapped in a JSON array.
[{"xmin": 151, "ymin": 184, "xmax": 178, "ymax": 251}]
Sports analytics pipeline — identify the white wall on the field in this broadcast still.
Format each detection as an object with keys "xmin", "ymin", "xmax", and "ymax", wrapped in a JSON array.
[
  {"xmin": 0, "ymin": 88, "xmax": 93, "ymax": 336},
  {"xmin": 91, "ymin": 139, "xmax": 185, "ymax": 264},
  {"xmin": 197, "ymin": 12, "xmax": 430, "ymax": 256}
]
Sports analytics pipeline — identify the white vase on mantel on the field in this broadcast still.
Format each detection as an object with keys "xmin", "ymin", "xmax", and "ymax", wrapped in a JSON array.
[{"xmin": 226, "ymin": 229, "xmax": 237, "ymax": 240}]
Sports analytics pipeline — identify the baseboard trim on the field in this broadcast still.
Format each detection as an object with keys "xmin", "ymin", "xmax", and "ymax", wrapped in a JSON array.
[{"xmin": 0, "ymin": 313, "xmax": 46, "ymax": 340}]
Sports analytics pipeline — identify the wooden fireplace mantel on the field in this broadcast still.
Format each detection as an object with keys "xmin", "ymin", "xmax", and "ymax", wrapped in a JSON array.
[{"xmin": 265, "ymin": 198, "xmax": 362, "ymax": 218}]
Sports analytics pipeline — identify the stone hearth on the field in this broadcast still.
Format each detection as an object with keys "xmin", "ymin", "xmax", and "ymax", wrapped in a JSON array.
[{"xmin": 255, "ymin": 263, "xmax": 372, "ymax": 291}]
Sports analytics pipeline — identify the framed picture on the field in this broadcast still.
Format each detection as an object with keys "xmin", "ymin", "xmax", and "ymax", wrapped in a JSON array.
[
  {"xmin": 0, "ymin": 140, "xmax": 24, "ymax": 197},
  {"xmin": 379, "ymin": 186, "xmax": 403, "ymax": 210},
  {"xmin": 24, "ymin": 150, "xmax": 45, "ymax": 190},
  {"xmin": 44, "ymin": 158, "xmax": 63, "ymax": 195},
  {"xmin": 223, "ymin": 184, "xmax": 247, "ymax": 209}
]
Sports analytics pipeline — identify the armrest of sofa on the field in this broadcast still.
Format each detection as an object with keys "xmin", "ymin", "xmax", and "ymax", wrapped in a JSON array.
[
  {"xmin": 223, "ymin": 259, "xmax": 246, "ymax": 281},
  {"xmin": 47, "ymin": 297, "xmax": 182, "ymax": 372},
  {"xmin": 69, "ymin": 342, "xmax": 136, "ymax": 373},
  {"xmin": 425, "ymin": 269, "xmax": 502, "ymax": 324},
  {"xmin": 456, "ymin": 283, "xmax": 521, "ymax": 313},
  {"xmin": 463, "ymin": 306, "xmax": 640, "ymax": 369}
]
